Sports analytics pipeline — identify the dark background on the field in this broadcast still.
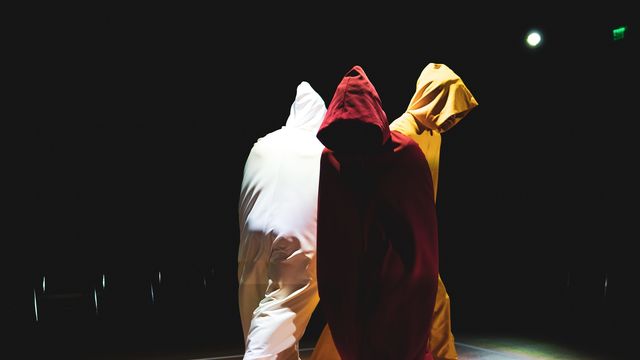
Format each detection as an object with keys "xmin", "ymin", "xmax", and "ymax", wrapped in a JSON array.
[{"xmin": 9, "ymin": 5, "xmax": 638, "ymax": 358}]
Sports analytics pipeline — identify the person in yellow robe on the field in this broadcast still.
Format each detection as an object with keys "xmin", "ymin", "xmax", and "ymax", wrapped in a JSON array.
[{"xmin": 309, "ymin": 63, "xmax": 478, "ymax": 360}]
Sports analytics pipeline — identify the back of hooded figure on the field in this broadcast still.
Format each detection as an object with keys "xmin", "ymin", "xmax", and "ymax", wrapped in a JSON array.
[
  {"xmin": 316, "ymin": 66, "xmax": 439, "ymax": 360},
  {"xmin": 238, "ymin": 82, "xmax": 326, "ymax": 359}
]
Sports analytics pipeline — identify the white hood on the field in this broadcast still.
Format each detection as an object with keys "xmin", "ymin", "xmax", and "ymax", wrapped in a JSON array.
[{"xmin": 285, "ymin": 81, "xmax": 327, "ymax": 133}]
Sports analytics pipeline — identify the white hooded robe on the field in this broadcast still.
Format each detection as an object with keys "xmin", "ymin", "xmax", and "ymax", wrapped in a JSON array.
[{"xmin": 238, "ymin": 82, "xmax": 326, "ymax": 360}]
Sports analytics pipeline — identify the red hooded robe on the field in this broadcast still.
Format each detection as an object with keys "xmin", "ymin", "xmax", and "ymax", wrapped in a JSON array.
[{"xmin": 316, "ymin": 66, "xmax": 439, "ymax": 360}]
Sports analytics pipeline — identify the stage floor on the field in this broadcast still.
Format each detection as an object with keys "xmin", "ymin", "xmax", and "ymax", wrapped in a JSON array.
[{"xmin": 84, "ymin": 333, "xmax": 618, "ymax": 359}]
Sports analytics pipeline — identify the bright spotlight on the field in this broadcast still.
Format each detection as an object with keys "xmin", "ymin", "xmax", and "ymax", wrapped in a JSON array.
[{"xmin": 526, "ymin": 30, "xmax": 542, "ymax": 48}]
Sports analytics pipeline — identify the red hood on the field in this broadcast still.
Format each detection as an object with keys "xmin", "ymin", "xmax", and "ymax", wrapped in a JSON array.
[{"xmin": 317, "ymin": 66, "xmax": 390, "ymax": 153}]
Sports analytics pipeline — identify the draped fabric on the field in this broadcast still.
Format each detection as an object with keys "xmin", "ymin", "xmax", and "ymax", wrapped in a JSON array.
[
  {"xmin": 311, "ymin": 63, "xmax": 477, "ymax": 360},
  {"xmin": 316, "ymin": 66, "xmax": 439, "ymax": 360},
  {"xmin": 238, "ymin": 82, "xmax": 326, "ymax": 360}
]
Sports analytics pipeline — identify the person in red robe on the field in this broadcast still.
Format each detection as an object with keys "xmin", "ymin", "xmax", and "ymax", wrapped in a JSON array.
[{"xmin": 316, "ymin": 65, "xmax": 439, "ymax": 360}]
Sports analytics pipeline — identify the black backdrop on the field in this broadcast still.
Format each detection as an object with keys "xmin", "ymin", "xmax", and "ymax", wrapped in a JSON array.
[{"xmin": 10, "ymin": 5, "xmax": 638, "ymax": 357}]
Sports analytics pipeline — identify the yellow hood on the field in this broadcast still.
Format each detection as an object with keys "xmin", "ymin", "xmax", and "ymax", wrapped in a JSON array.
[{"xmin": 405, "ymin": 63, "xmax": 478, "ymax": 133}]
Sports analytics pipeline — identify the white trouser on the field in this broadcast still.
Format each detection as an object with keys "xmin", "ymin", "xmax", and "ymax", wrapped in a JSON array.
[{"xmin": 238, "ymin": 234, "xmax": 319, "ymax": 360}]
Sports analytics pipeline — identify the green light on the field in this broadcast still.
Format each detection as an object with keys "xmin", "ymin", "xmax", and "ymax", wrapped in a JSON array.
[{"xmin": 613, "ymin": 26, "xmax": 626, "ymax": 41}]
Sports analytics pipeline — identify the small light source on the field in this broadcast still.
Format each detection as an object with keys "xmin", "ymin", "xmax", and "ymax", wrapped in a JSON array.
[
  {"xmin": 94, "ymin": 289, "xmax": 99, "ymax": 315},
  {"xmin": 526, "ymin": 30, "xmax": 542, "ymax": 48},
  {"xmin": 33, "ymin": 289, "xmax": 39, "ymax": 322},
  {"xmin": 613, "ymin": 26, "xmax": 626, "ymax": 41}
]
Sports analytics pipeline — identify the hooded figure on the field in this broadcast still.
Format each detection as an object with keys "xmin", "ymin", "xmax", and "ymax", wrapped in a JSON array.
[
  {"xmin": 311, "ymin": 63, "xmax": 478, "ymax": 360},
  {"xmin": 238, "ymin": 81, "xmax": 326, "ymax": 359},
  {"xmin": 391, "ymin": 63, "xmax": 478, "ymax": 197},
  {"xmin": 316, "ymin": 66, "xmax": 439, "ymax": 360},
  {"xmin": 392, "ymin": 63, "xmax": 478, "ymax": 359}
]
